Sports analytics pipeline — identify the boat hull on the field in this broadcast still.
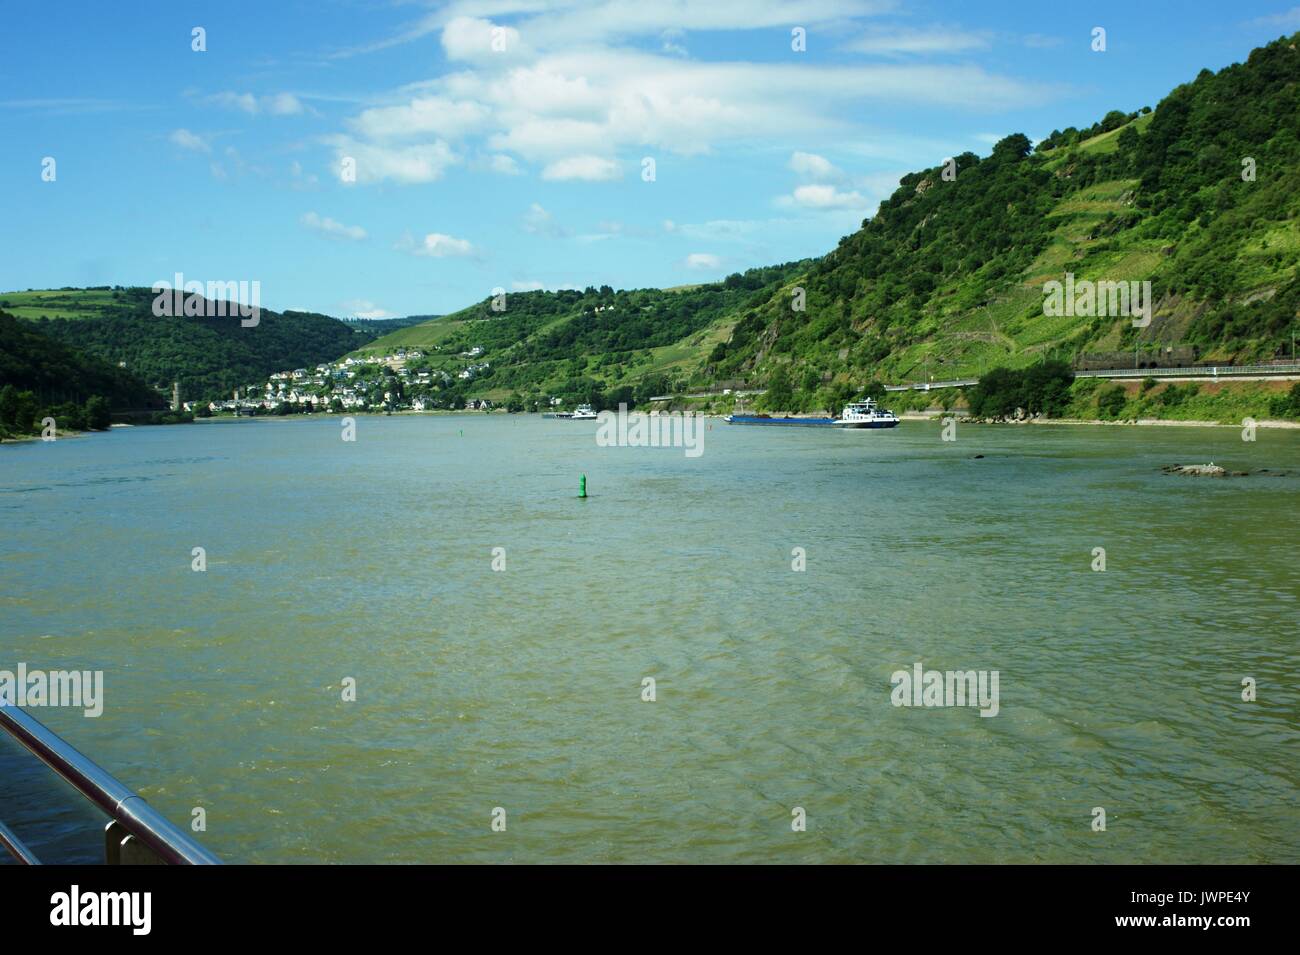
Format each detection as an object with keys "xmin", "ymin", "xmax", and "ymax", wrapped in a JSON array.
[
  {"xmin": 726, "ymin": 415, "xmax": 838, "ymax": 427},
  {"xmin": 726, "ymin": 414, "xmax": 899, "ymax": 428}
]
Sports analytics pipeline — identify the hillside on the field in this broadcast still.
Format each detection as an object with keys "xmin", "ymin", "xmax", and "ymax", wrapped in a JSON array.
[
  {"xmin": 356, "ymin": 33, "xmax": 1299, "ymax": 413},
  {"xmin": 348, "ymin": 264, "xmax": 807, "ymax": 407},
  {"xmin": 709, "ymin": 33, "xmax": 1300, "ymax": 410},
  {"xmin": 0, "ymin": 309, "xmax": 166, "ymax": 438},
  {"xmin": 0, "ymin": 287, "xmax": 379, "ymax": 402}
]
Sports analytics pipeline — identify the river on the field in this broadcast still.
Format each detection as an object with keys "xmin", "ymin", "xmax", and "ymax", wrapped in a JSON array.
[{"xmin": 1, "ymin": 414, "xmax": 1296, "ymax": 863}]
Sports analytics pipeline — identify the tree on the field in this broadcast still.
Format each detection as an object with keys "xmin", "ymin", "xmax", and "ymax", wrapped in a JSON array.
[
  {"xmin": 763, "ymin": 366, "xmax": 793, "ymax": 411},
  {"xmin": 1100, "ymin": 109, "xmax": 1129, "ymax": 133},
  {"xmin": 967, "ymin": 362, "xmax": 1074, "ymax": 419},
  {"xmin": 1097, "ymin": 385, "xmax": 1127, "ymax": 419},
  {"xmin": 84, "ymin": 395, "xmax": 111, "ymax": 430},
  {"xmin": 992, "ymin": 133, "xmax": 1033, "ymax": 160}
]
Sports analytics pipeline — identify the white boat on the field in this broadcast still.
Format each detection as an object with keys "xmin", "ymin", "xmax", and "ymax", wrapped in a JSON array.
[
  {"xmin": 570, "ymin": 404, "xmax": 597, "ymax": 420},
  {"xmin": 833, "ymin": 398, "xmax": 899, "ymax": 429}
]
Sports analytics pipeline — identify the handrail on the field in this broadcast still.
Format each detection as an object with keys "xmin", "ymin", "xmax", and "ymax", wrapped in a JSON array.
[
  {"xmin": 0, "ymin": 817, "xmax": 40, "ymax": 865},
  {"xmin": 0, "ymin": 704, "xmax": 222, "ymax": 865}
]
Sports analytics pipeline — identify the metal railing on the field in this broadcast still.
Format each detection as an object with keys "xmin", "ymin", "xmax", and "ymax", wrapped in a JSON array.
[
  {"xmin": 884, "ymin": 363, "xmax": 1300, "ymax": 391},
  {"xmin": 0, "ymin": 704, "xmax": 222, "ymax": 865},
  {"xmin": 1074, "ymin": 362, "xmax": 1300, "ymax": 379}
]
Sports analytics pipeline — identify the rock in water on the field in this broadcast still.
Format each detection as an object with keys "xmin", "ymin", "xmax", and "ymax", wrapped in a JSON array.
[{"xmin": 1160, "ymin": 463, "xmax": 1249, "ymax": 477}]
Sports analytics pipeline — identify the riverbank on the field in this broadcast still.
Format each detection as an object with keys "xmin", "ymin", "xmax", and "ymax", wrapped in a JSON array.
[{"xmin": 897, "ymin": 410, "xmax": 1300, "ymax": 429}]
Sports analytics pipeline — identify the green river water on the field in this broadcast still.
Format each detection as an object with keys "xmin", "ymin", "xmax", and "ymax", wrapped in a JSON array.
[{"xmin": 1, "ymin": 414, "xmax": 1296, "ymax": 863}]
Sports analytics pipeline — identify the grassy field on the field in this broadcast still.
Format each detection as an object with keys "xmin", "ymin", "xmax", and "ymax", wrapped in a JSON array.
[{"xmin": 0, "ymin": 288, "xmax": 136, "ymax": 321}]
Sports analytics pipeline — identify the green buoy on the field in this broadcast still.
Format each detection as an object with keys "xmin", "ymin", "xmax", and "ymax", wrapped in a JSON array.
[{"xmin": 579, "ymin": 474, "xmax": 587, "ymax": 499}]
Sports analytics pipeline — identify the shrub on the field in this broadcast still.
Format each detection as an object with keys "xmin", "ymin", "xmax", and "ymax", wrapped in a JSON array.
[{"xmin": 1097, "ymin": 385, "xmax": 1128, "ymax": 418}]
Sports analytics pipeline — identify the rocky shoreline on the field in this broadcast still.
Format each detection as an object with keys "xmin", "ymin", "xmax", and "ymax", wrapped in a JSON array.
[
  {"xmin": 1160, "ymin": 463, "xmax": 1294, "ymax": 478},
  {"xmin": 895, "ymin": 411, "xmax": 1300, "ymax": 429}
]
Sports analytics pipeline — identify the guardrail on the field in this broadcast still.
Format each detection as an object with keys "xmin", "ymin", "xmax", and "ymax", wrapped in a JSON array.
[
  {"xmin": 884, "ymin": 363, "xmax": 1300, "ymax": 391},
  {"xmin": 0, "ymin": 704, "xmax": 222, "ymax": 865},
  {"xmin": 884, "ymin": 379, "xmax": 978, "ymax": 392},
  {"xmin": 1074, "ymin": 362, "xmax": 1300, "ymax": 379},
  {"xmin": 648, "ymin": 390, "xmax": 767, "ymax": 401}
]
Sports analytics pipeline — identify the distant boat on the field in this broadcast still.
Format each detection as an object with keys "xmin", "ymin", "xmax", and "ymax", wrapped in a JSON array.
[
  {"xmin": 543, "ymin": 404, "xmax": 596, "ymax": 420},
  {"xmin": 724, "ymin": 413, "xmax": 837, "ymax": 427},
  {"xmin": 832, "ymin": 398, "xmax": 899, "ymax": 429},
  {"xmin": 726, "ymin": 397, "xmax": 899, "ymax": 429}
]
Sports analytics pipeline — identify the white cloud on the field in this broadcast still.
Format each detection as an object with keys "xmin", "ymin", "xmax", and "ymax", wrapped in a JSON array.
[
  {"xmin": 661, "ymin": 28, "xmax": 688, "ymax": 57},
  {"xmin": 488, "ymin": 153, "xmax": 521, "ymax": 175},
  {"xmin": 169, "ymin": 128, "xmax": 210, "ymax": 153},
  {"xmin": 321, "ymin": 4, "xmax": 1058, "ymax": 188},
  {"xmin": 265, "ymin": 93, "xmax": 306, "ymax": 115},
  {"xmin": 1248, "ymin": 7, "xmax": 1300, "ymax": 28},
  {"xmin": 778, "ymin": 147, "xmax": 870, "ymax": 211},
  {"xmin": 522, "ymin": 203, "xmax": 568, "ymax": 237},
  {"xmin": 210, "ymin": 91, "xmax": 305, "ymax": 115},
  {"xmin": 301, "ymin": 212, "xmax": 367, "ymax": 241},
  {"xmin": 340, "ymin": 298, "xmax": 393, "ymax": 319},
  {"xmin": 326, "ymin": 47, "xmax": 1051, "ymax": 186},
  {"xmin": 398, "ymin": 232, "xmax": 477, "ymax": 258},
  {"xmin": 447, "ymin": 2, "xmax": 894, "ymax": 49},
  {"xmin": 336, "ymin": 1, "xmax": 892, "ymax": 62},
  {"xmin": 844, "ymin": 26, "xmax": 991, "ymax": 56},
  {"xmin": 442, "ymin": 16, "xmax": 528, "ymax": 62},
  {"xmin": 328, "ymin": 136, "xmax": 458, "ymax": 184},
  {"xmin": 789, "ymin": 151, "xmax": 838, "ymax": 180},
  {"xmin": 511, "ymin": 280, "xmax": 546, "ymax": 291},
  {"xmin": 782, "ymin": 183, "xmax": 868, "ymax": 209},
  {"xmin": 676, "ymin": 219, "xmax": 769, "ymax": 242},
  {"xmin": 684, "ymin": 252, "xmax": 723, "ymax": 271},
  {"xmin": 349, "ymin": 96, "xmax": 489, "ymax": 140},
  {"xmin": 541, "ymin": 155, "xmax": 622, "ymax": 181}
]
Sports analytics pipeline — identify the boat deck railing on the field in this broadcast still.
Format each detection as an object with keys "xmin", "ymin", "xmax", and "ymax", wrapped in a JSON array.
[{"xmin": 0, "ymin": 704, "xmax": 222, "ymax": 865}]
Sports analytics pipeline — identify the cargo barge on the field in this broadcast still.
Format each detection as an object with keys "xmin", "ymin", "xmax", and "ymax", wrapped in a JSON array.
[{"xmin": 726, "ymin": 399, "xmax": 900, "ymax": 429}]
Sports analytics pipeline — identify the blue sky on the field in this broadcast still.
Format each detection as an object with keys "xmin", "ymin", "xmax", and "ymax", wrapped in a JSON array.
[{"xmin": 2, "ymin": 0, "xmax": 1298, "ymax": 318}]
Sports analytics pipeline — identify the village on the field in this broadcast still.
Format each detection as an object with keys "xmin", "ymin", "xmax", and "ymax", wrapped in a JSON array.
[{"xmin": 185, "ymin": 346, "xmax": 521, "ymax": 416}]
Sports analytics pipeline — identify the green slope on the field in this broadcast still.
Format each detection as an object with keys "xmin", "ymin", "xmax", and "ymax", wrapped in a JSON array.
[
  {"xmin": 1, "ymin": 286, "xmax": 379, "ymax": 402},
  {"xmin": 0, "ymin": 309, "xmax": 168, "ymax": 437},
  {"xmin": 0, "ymin": 309, "xmax": 161, "ymax": 407},
  {"xmin": 350, "ymin": 264, "xmax": 808, "ymax": 406},
  {"xmin": 713, "ymin": 35, "xmax": 1300, "ymax": 410}
]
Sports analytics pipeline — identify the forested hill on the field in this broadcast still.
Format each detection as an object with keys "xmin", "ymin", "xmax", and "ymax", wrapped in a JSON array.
[
  {"xmin": 708, "ymin": 32, "xmax": 1300, "ymax": 405},
  {"xmin": 0, "ymin": 287, "xmax": 377, "ymax": 402},
  {"xmin": 0, "ymin": 309, "xmax": 159, "ymax": 407},
  {"xmin": 357, "ymin": 32, "xmax": 1298, "ymax": 413},
  {"xmin": 0, "ymin": 309, "xmax": 167, "ymax": 438},
  {"xmin": 348, "ymin": 262, "xmax": 810, "ymax": 406}
]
